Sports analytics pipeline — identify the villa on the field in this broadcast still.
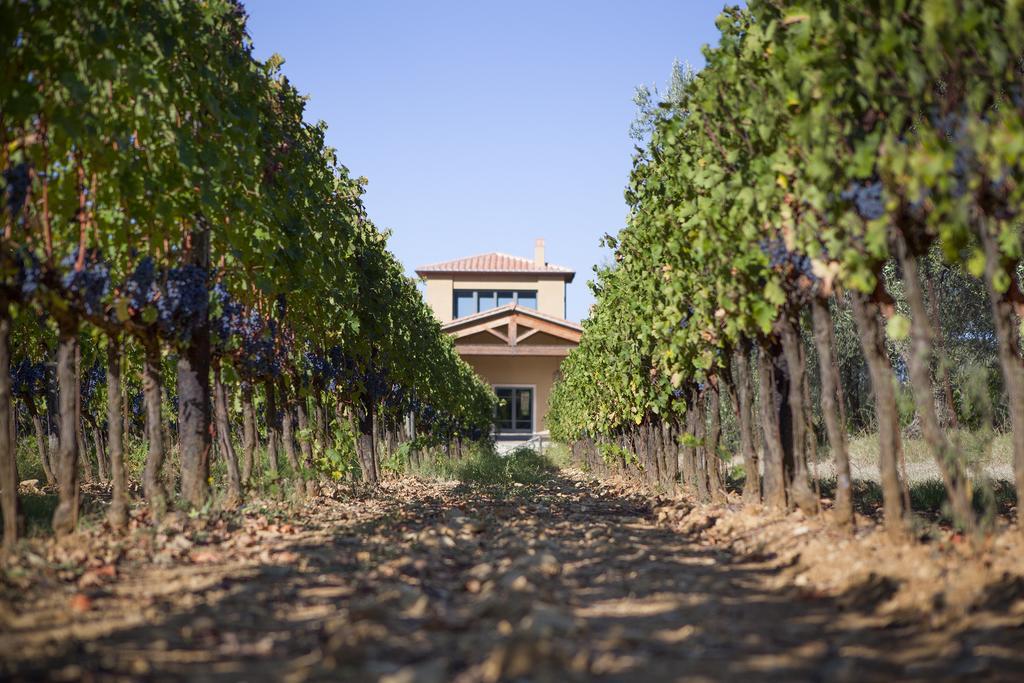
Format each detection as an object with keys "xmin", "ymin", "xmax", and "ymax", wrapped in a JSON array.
[{"xmin": 416, "ymin": 239, "xmax": 581, "ymax": 445}]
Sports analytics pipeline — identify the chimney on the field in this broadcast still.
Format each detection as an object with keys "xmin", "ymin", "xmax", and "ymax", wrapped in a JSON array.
[{"xmin": 534, "ymin": 238, "xmax": 545, "ymax": 267}]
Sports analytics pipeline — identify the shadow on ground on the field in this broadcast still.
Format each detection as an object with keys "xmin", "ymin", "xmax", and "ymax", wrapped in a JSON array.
[{"xmin": 3, "ymin": 473, "xmax": 1024, "ymax": 682}]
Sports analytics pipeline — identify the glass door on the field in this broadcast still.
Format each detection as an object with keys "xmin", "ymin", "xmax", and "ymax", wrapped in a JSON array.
[{"xmin": 494, "ymin": 387, "xmax": 534, "ymax": 433}]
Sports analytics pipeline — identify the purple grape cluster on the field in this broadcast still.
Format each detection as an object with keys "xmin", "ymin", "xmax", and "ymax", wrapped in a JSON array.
[
  {"xmin": 984, "ymin": 176, "xmax": 1017, "ymax": 220},
  {"xmin": 237, "ymin": 307, "xmax": 284, "ymax": 379},
  {"xmin": 302, "ymin": 345, "xmax": 359, "ymax": 392},
  {"xmin": 239, "ymin": 335, "xmax": 280, "ymax": 378},
  {"xmin": 362, "ymin": 369, "xmax": 390, "ymax": 400},
  {"xmin": 61, "ymin": 248, "xmax": 111, "ymax": 316},
  {"xmin": 381, "ymin": 381, "xmax": 406, "ymax": 410},
  {"xmin": 213, "ymin": 298, "xmax": 283, "ymax": 379},
  {"xmin": 2, "ymin": 163, "xmax": 31, "ymax": 217},
  {"xmin": 157, "ymin": 264, "xmax": 208, "ymax": 340},
  {"xmin": 123, "ymin": 257, "xmax": 160, "ymax": 313},
  {"xmin": 228, "ymin": 307, "xmax": 280, "ymax": 376},
  {"xmin": 950, "ymin": 150, "xmax": 971, "ymax": 199},
  {"xmin": 130, "ymin": 392, "xmax": 145, "ymax": 423},
  {"xmin": 924, "ymin": 109, "xmax": 997, "ymax": 206},
  {"xmin": 840, "ymin": 181, "xmax": 885, "ymax": 220},
  {"xmin": 80, "ymin": 363, "xmax": 105, "ymax": 404},
  {"xmin": 11, "ymin": 359, "xmax": 47, "ymax": 397},
  {"xmin": 302, "ymin": 350, "xmax": 329, "ymax": 378},
  {"xmin": 1011, "ymin": 84, "xmax": 1024, "ymax": 111},
  {"xmin": 228, "ymin": 308, "xmax": 263, "ymax": 344},
  {"xmin": 15, "ymin": 249, "xmax": 41, "ymax": 299},
  {"xmin": 930, "ymin": 110, "xmax": 966, "ymax": 144},
  {"xmin": 677, "ymin": 309, "xmax": 692, "ymax": 331},
  {"xmin": 759, "ymin": 238, "xmax": 815, "ymax": 279},
  {"xmin": 210, "ymin": 282, "xmax": 244, "ymax": 349}
]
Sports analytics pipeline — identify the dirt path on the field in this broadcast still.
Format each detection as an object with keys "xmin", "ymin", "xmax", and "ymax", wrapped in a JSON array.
[{"xmin": 2, "ymin": 474, "xmax": 1023, "ymax": 682}]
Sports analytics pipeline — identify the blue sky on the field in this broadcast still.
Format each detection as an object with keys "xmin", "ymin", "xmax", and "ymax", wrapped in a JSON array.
[{"xmin": 242, "ymin": 1, "xmax": 728, "ymax": 321}]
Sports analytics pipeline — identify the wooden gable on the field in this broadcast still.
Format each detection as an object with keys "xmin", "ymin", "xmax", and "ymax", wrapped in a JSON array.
[{"xmin": 441, "ymin": 304, "xmax": 582, "ymax": 357}]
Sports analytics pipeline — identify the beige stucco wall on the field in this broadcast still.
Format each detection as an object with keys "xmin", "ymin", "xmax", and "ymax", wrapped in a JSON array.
[
  {"xmin": 424, "ymin": 277, "xmax": 454, "ymax": 321},
  {"xmin": 422, "ymin": 273, "xmax": 567, "ymax": 322},
  {"xmin": 535, "ymin": 276, "xmax": 566, "ymax": 320},
  {"xmin": 463, "ymin": 354, "xmax": 565, "ymax": 434}
]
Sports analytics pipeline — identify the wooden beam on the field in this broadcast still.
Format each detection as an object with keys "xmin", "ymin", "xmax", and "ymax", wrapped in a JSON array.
[
  {"xmin": 485, "ymin": 327, "xmax": 510, "ymax": 344},
  {"xmin": 508, "ymin": 313, "xmax": 582, "ymax": 342},
  {"xmin": 445, "ymin": 310, "xmax": 582, "ymax": 343},
  {"xmin": 447, "ymin": 317, "xmax": 511, "ymax": 340},
  {"xmin": 455, "ymin": 344, "xmax": 573, "ymax": 357},
  {"xmin": 515, "ymin": 327, "xmax": 540, "ymax": 344}
]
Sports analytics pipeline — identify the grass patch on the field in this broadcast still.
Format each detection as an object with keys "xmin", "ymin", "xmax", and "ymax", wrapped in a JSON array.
[
  {"xmin": 401, "ymin": 443, "xmax": 559, "ymax": 488},
  {"xmin": 20, "ymin": 492, "xmax": 59, "ymax": 537},
  {"xmin": 543, "ymin": 442, "xmax": 574, "ymax": 469},
  {"xmin": 815, "ymin": 474, "xmax": 1016, "ymax": 524},
  {"xmin": 811, "ymin": 430, "xmax": 1017, "ymax": 522},
  {"xmin": 15, "ymin": 437, "xmax": 50, "ymax": 484},
  {"xmin": 16, "ymin": 489, "xmax": 111, "ymax": 538},
  {"xmin": 454, "ymin": 446, "xmax": 558, "ymax": 486},
  {"xmin": 843, "ymin": 431, "xmax": 1013, "ymax": 477}
]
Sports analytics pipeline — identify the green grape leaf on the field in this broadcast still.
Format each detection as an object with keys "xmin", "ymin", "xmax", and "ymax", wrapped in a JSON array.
[{"xmin": 886, "ymin": 314, "xmax": 911, "ymax": 341}]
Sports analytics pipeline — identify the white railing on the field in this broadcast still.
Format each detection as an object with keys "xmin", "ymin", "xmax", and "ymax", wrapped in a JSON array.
[{"xmin": 521, "ymin": 434, "xmax": 548, "ymax": 454}]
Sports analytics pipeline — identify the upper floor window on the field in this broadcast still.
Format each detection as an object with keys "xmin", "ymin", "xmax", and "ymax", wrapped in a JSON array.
[{"xmin": 453, "ymin": 289, "xmax": 537, "ymax": 318}]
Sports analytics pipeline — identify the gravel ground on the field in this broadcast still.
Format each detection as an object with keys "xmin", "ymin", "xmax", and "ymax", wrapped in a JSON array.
[{"xmin": 2, "ymin": 472, "xmax": 1023, "ymax": 682}]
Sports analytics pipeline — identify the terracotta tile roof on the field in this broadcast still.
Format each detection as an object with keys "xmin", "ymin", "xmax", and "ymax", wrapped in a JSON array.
[{"xmin": 415, "ymin": 252, "xmax": 575, "ymax": 280}]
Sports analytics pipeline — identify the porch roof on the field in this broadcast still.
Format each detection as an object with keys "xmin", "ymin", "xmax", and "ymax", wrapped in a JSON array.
[{"xmin": 441, "ymin": 303, "xmax": 581, "ymax": 356}]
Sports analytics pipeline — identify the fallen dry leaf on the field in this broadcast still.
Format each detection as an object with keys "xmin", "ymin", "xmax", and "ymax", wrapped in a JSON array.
[
  {"xmin": 69, "ymin": 593, "xmax": 92, "ymax": 613},
  {"xmin": 1, "ymin": 472, "xmax": 1022, "ymax": 683}
]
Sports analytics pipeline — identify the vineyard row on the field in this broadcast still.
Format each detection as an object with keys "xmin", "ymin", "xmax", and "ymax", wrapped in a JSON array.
[
  {"xmin": 549, "ymin": 0, "xmax": 1024, "ymax": 536},
  {"xmin": 0, "ymin": 0, "xmax": 496, "ymax": 550}
]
